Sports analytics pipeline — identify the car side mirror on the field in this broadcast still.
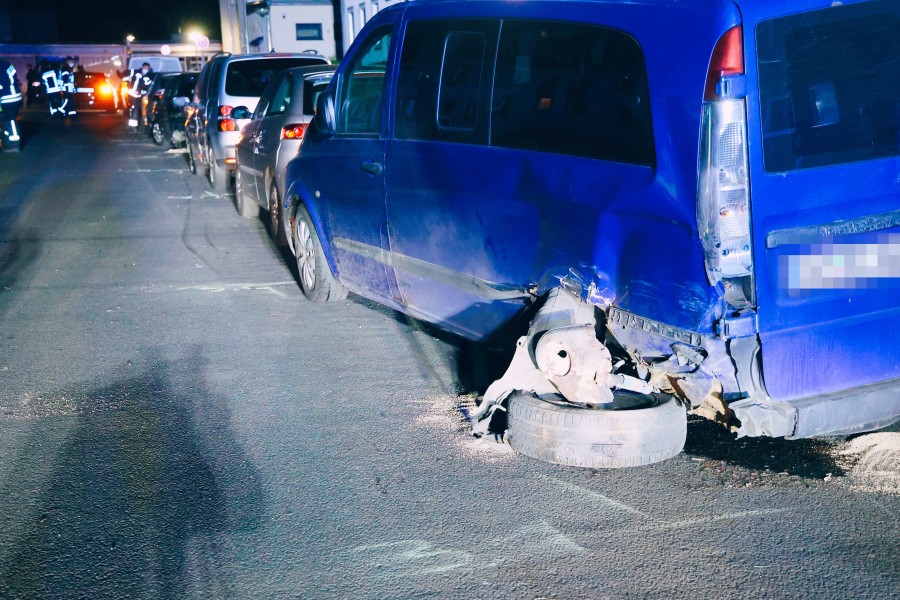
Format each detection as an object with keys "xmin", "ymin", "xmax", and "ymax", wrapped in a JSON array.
[
  {"xmin": 232, "ymin": 106, "xmax": 252, "ymax": 120},
  {"xmin": 315, "ymin": 92, "xmax": 336, "ymax": 136}
]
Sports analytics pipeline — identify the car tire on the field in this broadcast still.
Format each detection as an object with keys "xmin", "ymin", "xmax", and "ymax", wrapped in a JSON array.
[
  {"xmin": 506, "ymin": 392, "xmax": 686, "ymax": 468},
  {"xmin": 188, "ymin": 144, "xmax": 198, "ymax": 175},
  {"xmin": 207, "ymin": 146, "xmax": 227, "ymax": 193},
  {"xmin": 268, "ymin": 183, "xmax": 288, "ymax": 247},
  {"xmin": 151, "ymin": 121, "xmax": 165, "ymax": 146},
  {"xmin": 292, "ymin": 204, "xmax": 348, "ymax": 303},
  {"xmin": 235, "ymin": 168, "xmax": 258, "ymax": 219}
]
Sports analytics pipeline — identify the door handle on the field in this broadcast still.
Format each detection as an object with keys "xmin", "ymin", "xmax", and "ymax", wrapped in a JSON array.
[{"xmin": 361, "ymin": 161, "xmax": 383, "ymax": 175}]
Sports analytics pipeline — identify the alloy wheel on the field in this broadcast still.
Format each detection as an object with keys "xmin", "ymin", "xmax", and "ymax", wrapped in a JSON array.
[{"xmin": 296, "ymin": 218, "xmax": 316, "ymax": 292}]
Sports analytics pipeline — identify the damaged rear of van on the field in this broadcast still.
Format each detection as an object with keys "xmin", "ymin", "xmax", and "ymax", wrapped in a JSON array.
[{"xmin": 284, "ymin": 0, "xmax": 900, "ymax": 466}]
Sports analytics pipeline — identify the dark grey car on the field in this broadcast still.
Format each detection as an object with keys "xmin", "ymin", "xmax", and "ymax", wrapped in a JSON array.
[
  {"xmin": 185, "ymin": 53, "xmax": 330, "ymax": 193},
  {"xmin": 233, "ymin": 64, "xmax": 336, "ymax": 248}
]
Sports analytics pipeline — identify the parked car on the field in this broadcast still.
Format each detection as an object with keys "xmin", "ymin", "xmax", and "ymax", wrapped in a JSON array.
[
  {"xmin": 149, "ymin": 72, "xmax": 199, "ymax": 148},
  {"xmin": 282, "ymin": 0, "xmax": 900, "ymax": 467},
  {"xmin": 72, "ymin": 71, "xmax": 119, "ymax": 112},
  {"xmin": 233, "ymin": 64, "xmax": 336, "ymax": 246},
  {"xmin": 185, "ymin": 52, "xmax": 330, "ymax": 192},
  {"xmin": 139, "ymin": 72, "xmax": 169, "ymax": 132}
]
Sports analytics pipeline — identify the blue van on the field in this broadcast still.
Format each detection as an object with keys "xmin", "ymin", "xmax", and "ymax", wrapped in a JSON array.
[{"xmin": 282, "ymin": 0, "xmax": 900, "ymax": 466}]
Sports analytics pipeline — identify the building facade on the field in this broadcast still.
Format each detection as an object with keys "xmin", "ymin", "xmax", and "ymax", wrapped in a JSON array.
[
  {"xmin": 219, "ymin": 0, "xmax": 336, "ymax": 60},
  {"xmin": 340, "ymin": 0, "xmax": 407, "ymax": 55}
]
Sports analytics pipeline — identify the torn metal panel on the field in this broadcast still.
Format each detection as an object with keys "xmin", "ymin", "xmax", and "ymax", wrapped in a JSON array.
[{"xmin": 730, "ymin": 398, "xmax": 797, "ymax": 438}]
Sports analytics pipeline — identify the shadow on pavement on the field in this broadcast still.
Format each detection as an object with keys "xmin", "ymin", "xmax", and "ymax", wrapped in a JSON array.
[
  {"xmin": 684, "ymin": 417, "xmax": 845, "ymax": 478},
  {"xmin": 0, "ymin": 348, "xmax": 265, "ymax": 598}
]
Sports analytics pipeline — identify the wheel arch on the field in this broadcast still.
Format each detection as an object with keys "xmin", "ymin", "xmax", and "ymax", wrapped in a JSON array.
[{"xmin": 285, "ymin": 181, "xmax": 341, "ymax": 279}]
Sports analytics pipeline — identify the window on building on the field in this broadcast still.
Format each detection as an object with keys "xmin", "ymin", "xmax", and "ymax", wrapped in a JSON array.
[
  {"xmin": 359, "ymin": 4, "xmax": 367, "ymax": 28},
  {"xmin": 296, "ymin": 24, "xmax": 323, "ymax": 41},
  {"xmin": 347, "ymin": 8, "xmax": 355, "ymax": 40}
]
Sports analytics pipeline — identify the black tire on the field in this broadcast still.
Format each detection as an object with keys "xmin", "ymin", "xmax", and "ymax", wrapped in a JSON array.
[
  {"xmin": 187, "ymin": 143, "xmax": 198, "ymax": 175},
  {"xmin": 207, "ymin": 146, "xmax": 227, "ymax": 193},
  {"xmin": 292, "ymin": 204, "xmax": 348, "ymax": 303},
  {"xmin": 235, "ymin": 168, "xmax": 258, "ymax": 219},
  {"xmin": 150, "ymin": 121, "xmax": 165, "ymax": 146},
  {"xmin": 507, "ymin": 392, "xmax": 686, "ymax": 468},
  {"xmin": 268, "ymin": 183, "xmax": 288, "ymax": 247}
]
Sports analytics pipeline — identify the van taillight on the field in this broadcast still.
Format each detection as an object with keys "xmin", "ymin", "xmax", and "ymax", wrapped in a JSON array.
[
  {"xmin": 704, "ymin": 26, "xmax": 743, "ymax": 101},
  {"xmin": 218, "ymin": 105, "xmax": 236, "ymax": 131},
  {"xmin": 697, "ymin": 25, "xmax": 753, "ymax": 302},
  {"xmin": 281, "ymin": 124, "xmax": 306, "ymax": 140}
]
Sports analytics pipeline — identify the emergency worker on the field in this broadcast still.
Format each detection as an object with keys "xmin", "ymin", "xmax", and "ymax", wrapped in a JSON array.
[
  {"xmin": 41, "ymin": 62, "xmax": 65, "ymax": 117},
  {"xmin": 24, "ymin": 64, "xmax": 39, "ymax": 106},
  {"xmin": 0, "ymin": 58, "xmax": 23, "ymax": 151},
  {"xmin": 127, "ymin": 62, "xmax": 153, "ymax": 127},
  {"xmin": 58, "ymin": 56, "xmax": 77, "ymax": 117}
]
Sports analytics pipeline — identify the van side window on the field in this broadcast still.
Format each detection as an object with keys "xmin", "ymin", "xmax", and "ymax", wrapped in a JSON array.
[
  {"xmin": 437, "ymin": 32, "xmax": 487, "ymax": 132},
  {"xmin": 337, "ymin": 26, "xmax": 393, "ymax": 135},
  {"xmin": 395, "ymin": 20, "xmax": 497, "ymax": 144},
  {"xmin": 491, "ymin": 20, "xmax": 654, "ymax": 166}
]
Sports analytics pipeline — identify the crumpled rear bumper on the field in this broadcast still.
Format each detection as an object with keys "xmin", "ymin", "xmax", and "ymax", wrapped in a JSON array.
[{"xmin": 731, "ymin": 376, "xmax": 900, "ymax": 439}]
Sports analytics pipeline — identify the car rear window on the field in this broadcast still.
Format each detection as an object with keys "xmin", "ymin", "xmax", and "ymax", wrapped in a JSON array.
[
  {"xmin": 757, "ymin": 0, "xmax": 900, "ymax": 172},
  {"xmin": 303, "ymin": 79, "xmax": 330, "ymax": 115},
  {"xmin": 225, "ymin": 57, "xmax": 326, "ymax": 97}
]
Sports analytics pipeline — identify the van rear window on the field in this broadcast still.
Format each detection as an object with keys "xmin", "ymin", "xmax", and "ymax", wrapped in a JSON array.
[
  {"xmin": 757, "ymin": 1, "xmax": 900, "ymax": 172},
  {"xmin": 225, "ymin": 58, "xmax": 326, "ymax": 97}
]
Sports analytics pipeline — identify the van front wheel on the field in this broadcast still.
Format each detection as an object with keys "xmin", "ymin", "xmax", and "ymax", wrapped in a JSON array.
[
  {"xmin": 293, "ymin": 205, "xmax": 348, "ymax": 303},
  {"xmin": 507, "ymin": 392, "xmax": 686, "ymax": 468}
]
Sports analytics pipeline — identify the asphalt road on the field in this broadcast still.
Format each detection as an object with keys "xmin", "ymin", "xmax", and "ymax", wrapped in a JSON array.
[{"xmin": 0, "ymin": 109, "xmax": 897, "ymax": 599}]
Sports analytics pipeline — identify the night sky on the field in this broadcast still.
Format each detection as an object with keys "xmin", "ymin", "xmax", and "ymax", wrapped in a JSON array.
[{"xmin": 9, "ymin": 0, "xmax": 221, "ymax": 43}]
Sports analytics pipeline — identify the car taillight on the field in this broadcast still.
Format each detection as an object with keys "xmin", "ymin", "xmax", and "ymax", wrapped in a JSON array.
[
  {"xmin": 697, "ymin": 24, "xmax": 753, "ymax": 300},
  {"xmin": 281, "ymin": 123, "xmax": 305, "ymax": 140},
  {"xmin": 217, "ymin": 105, "xmax": 237, "ymax": 131},
  {"xmin": 98, "ymin": 83, "xmax": 113, "ymax": 96}
]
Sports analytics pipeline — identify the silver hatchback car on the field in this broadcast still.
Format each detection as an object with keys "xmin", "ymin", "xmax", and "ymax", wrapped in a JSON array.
[
  {"xmin": 233, "ymin": 64, "xmax": 337, "ymax": 248},
  {"xmin": 186, "ymin": 52, "xmax": 330, "ymax": 192}
]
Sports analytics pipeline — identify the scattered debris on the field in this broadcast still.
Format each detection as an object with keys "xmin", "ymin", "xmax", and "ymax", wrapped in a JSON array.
[{"xmin": 833, "ymin": 432, "xmax": 900, "ymax": 495}]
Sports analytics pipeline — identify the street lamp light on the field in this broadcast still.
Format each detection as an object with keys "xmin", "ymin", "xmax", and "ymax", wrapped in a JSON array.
[
  {"xmin": 188, "ymin": 30, "xmax": 209, "ymax": 68},
  {"xmin": 125, "ymin": 34, "xmax": 135, "ymax": 64}
]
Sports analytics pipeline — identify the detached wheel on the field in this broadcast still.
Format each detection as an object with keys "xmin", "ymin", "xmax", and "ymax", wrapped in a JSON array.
[
  {"xmin": 235, "ymin": 167, "xmax": 258, "ymax": 218},
  {"xmin": 268, "ymin": 183, "xmax": 288, "ymax": 247},
  {"xmin": 292, "ymin": 205, "xmax": 348, "ymax": 303},
  {"xmin": 507, "ymin": 392, "xmax": 686, "ymax": 468}
]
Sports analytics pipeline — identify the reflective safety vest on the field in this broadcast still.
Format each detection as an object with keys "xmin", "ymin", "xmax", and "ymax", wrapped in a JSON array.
[
  {"xmin": 126, "ymin": 70, "xmax": 142, "ymax": 98},
  {"xmin": 59, "ymin": 67, "xmax": 75, "ymax": 93},
  {"xmin": 1, "ymin": 63, "xmax": 22, "ymax": 104},
  {"xmin": 42, "ymin": 69, "xmax": 61, "ymax": 94}
]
